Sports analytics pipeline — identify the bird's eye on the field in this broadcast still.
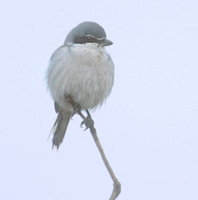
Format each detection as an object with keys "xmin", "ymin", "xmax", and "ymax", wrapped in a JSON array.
[{"xmin": 86, "ymin": 36, "xmax": 93, "ymax": 40}]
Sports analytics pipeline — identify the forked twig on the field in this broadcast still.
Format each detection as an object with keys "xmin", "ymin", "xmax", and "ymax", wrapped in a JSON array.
[{"xmin": 66, "ymin": 96, "xmax": 121, "ymax": 200}]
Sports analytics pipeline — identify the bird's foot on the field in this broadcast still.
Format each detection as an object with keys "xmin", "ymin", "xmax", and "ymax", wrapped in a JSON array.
[{"xmin": 81, "ymin": 110, "xmax": 94, "ymax": 131}]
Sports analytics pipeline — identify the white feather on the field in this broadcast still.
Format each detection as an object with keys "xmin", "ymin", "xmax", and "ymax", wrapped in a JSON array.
[{"xmin": 47, "ymin": 43, "xmax": 114, "ymax": 113}]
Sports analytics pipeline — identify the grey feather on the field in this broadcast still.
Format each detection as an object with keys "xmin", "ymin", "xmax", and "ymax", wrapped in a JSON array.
[{"xmin": 51, "ymin": 110, "xmax": 70, "ymax": 149}]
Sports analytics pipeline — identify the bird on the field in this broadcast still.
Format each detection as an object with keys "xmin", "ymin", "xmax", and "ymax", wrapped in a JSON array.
[{"xmin": 46, "ymin": 21, "xmax": 114, "ymax": 149}]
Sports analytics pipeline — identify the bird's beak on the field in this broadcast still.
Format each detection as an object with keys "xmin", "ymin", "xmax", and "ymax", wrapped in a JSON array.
[{"xmin": 101, "ymin": 39, "xmax": 113, "ymax": 47}]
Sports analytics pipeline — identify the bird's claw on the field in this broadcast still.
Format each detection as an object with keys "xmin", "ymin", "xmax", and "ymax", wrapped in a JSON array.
[{"xmin": 80, "ymin": 111, "xmax": 94, "ymax": 131}]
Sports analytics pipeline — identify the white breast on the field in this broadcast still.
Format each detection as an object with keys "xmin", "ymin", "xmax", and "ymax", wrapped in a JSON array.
[{"xmin": 47, "ymin": 43, "xmax": 114, "ymax": 113}]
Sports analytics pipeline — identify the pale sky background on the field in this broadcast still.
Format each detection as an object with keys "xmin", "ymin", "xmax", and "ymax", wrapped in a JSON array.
[{"xmin": 1, "ymin": 0, "xmax": 198, "ymax": 200}]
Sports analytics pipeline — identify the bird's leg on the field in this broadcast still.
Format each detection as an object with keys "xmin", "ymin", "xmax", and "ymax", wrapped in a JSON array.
[
  {"xmin": 72, "ymin": 103, "xmax": 81, "ymax": 116},
  {"xmin": 81, "ymin": 110, "xmax": 94, "ymax": 131},
  {"xmin": 65, "ymin": 96, "xmax": 94, "ymax": 131},
  {"xmin": 65, "ymin": 95, "xmax": 81, "ymax": 116}
]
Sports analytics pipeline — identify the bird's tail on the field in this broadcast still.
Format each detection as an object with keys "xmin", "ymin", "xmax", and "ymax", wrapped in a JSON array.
[{"xmin": 51, "ymin": 111, "xmax": 70, "ymax": 149}]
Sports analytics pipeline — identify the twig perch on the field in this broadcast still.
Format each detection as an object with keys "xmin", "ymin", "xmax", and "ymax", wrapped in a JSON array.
[{"xmin": 66, "ymin": 96, "xmax": 121, "ymax": 200}]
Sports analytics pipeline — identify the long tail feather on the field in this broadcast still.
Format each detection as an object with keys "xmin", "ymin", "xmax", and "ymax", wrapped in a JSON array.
[{"xmin": 51, "ymin": 111, "xmax": 70, "ymax": 149}]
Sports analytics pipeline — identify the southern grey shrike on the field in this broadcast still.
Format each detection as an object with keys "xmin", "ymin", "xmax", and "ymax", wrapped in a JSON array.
[{"xmin": 46, "ymin": 22, "xmax": 114, "ymax": 149}]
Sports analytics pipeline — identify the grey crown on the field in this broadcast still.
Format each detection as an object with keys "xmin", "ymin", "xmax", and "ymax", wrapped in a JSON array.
[{"xmin": 64, "ymin": 21, "xmax": 112, "ymax": 46}]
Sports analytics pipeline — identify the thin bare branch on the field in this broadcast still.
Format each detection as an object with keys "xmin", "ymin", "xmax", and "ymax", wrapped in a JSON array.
[{"xmin": 66, "ymin": 96, "xmax": 121, "ymax": 199}]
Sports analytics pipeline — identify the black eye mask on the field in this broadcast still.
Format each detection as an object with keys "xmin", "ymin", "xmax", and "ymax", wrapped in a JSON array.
[{"xmin": 73, "ymin": 36, "xmax": 100, "ymax": 44}]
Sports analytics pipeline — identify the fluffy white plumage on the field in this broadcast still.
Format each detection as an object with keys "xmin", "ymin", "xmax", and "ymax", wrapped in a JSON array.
[{"xmin": 47, "ymin": 43, "xmax": 114, "ymax": 114}]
